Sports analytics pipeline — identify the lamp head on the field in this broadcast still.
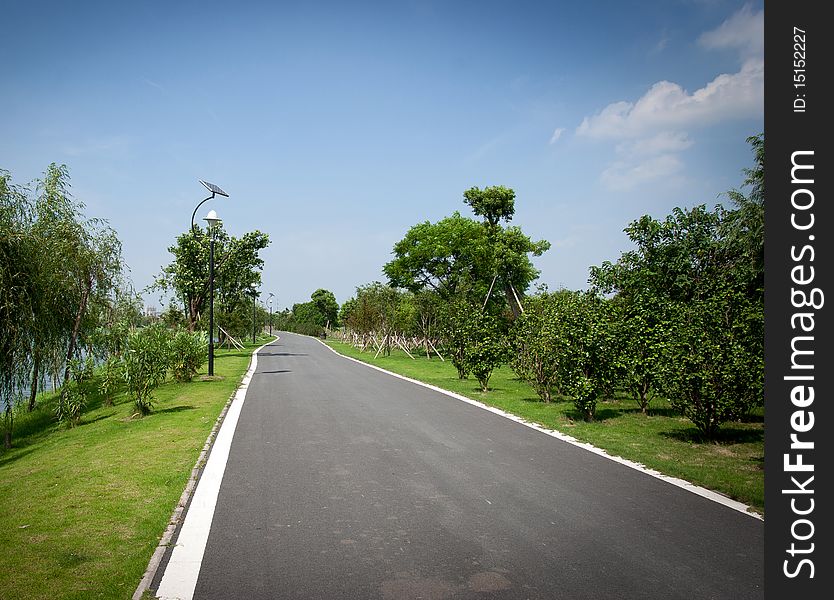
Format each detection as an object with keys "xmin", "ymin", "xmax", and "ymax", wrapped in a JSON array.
[{"xmin": 203, "ymin": 209, "xmax": 222, "ymax": 230}]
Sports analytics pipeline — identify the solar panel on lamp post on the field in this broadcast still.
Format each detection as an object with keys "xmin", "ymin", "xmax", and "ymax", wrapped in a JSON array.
[
  {"xmin": 203, "ymin": 209, "xmax": 222, "ymax": 376},
  {"xmin": 191, "ymin": 180, "xmax": 229, "ymax": 232}
]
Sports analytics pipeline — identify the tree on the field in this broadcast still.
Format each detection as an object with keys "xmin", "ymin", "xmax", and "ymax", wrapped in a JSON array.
[
  {"xmin": 510, "ymin": 292, "xmax": 565, "ymax": 403},
  {"xmin": 590, "ymin": 174, "xmax": 764, "ymax": 436},
  {"xmin": 311, "ymin": 289, "xmax": 339, "ymax": 329},
  {"xmin": 153, "ymin": 227, "xmax": 269, "ymax": 332},
  {"xmin": 0, "ymin": 170, "xmax": 36, "ymax": 447},
  {"xmin": 463, "ymin": 312, "xmax": 507, "ymax": 392},
  {"xmin": 463, "ymin": 185, "xmax": 516, "ymax": 226},
  {"xmin": 383, "ymin": 213, "xmax": 493, "ymax": 300},
  {"xmin": 1, "ymin": 164, "xmax": 126, "ymax": 444},
  {"xmin": 384, "ymin": 193, "xmax": 549, "ymax": 317},
  {"xmin": 591, "ymin": 248, "xmax": 670, "ymax": 414}
]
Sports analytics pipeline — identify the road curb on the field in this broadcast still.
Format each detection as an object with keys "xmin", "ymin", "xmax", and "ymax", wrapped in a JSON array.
[
  {"xmin": 316, "ymin": 337, "xmax": 763, "ymax": 522},
  {"xmin": 132, "ymin": 337, "xmax": 277, "ymax": 600}
]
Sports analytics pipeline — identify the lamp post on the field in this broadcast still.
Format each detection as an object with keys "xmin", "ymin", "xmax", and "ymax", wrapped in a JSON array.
[
  {"xmin": 203, "ymin": 209, "xmax": 222, "ymax": 376},
  {"xmin": 267, "ymin": 294, "xmax": 274, "ymax": 336},
  {"xmin": 191, "ymin": 180, "xmax": 229, "ymax": 232},
  {"xmin": 251, "ymin": 283, "xmax": 258, "ymax": 344}
]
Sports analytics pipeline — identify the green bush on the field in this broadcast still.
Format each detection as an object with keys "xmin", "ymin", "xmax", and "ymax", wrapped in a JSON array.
[
  {"xmin": 55, "ymin": 358, "xmax": 90, "ymax": 427},
  {"xmin": 99, "ymin": 355, "xmax": 123, "ymax": 406},
  {"xmin": 464, "ymin": 314, "xmax": 507, "ymax": 392},
  {"xmin": 169, "ymin": 330, "xmax": 207, "ymax": 382},
  {"xmin": 123, "ymin": 325, "xmax": 172, "ymax": 415}
]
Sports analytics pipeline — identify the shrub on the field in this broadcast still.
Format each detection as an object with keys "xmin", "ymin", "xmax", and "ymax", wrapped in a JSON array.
[
  {"xmin": 55, "ymin": 358, "xmax": 90, "ymax": 427},
  {"xmin": 99, "ymin": 355, "xmax": 123, "ymax": 406},
  {"xmin": 464, "ymin": 313, "xmax": 507, "ymax": 392},
  {"xmin": 169, "ymin": 330, "xmax": 207, "ymax": 382},
  {"xmin": 123, "ymin": 325, "xmax": 172, "ymax": 415}
]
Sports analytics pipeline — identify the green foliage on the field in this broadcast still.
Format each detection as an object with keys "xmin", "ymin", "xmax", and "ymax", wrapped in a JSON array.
[
  {"xmin": 1, "ymin": 165, "xmax": 125, "ymax": 445},
  {"xmin": 510, "ymin": 293, "xmax": 564, "ymax": 403},
  {"xmin": 123, "ymin": 326, "xmax": 173, "ymax": 415},
  {"xmin": 99, "ymin": 355, "xmax": 124, "ymax": 406},
  {"xmin": 589, "ymin": 136, "xmax": 764, "ymax": 436},
  {"xmin": 169, "ymin": 330, "xmax": 207, "ymax": 382},
  {"xmin": 273, "ymin": 288, "xmax": 341, "ymax": 337},
  {"xmin": 1, "ymin": 170, "xmax": 35, "ymax": 440},
  {"xmin": 463, "ymin": 313, "xmax": 507, "ymax": 392},
  {"xmin": 437, "ymin": 297, "xmax": 476, "ymax": 379},
  {"xmin": 55, "ymin": 358, "xmax": 93, "ymax": 427},
  {"xmin": 662, "ymin": 289, "xmax": 763, "ymax": 438},
  {"xmin": 152, "ymin": 226, "xmax": 269, "ymax": 332},
  {"xmin": 55, "ymin": 381, "xmax": 86, "ymax": 428},
  {"xmin": 463, "ymin": 185, "xmax": 516, "ymax": 226},
  {"xmin": 384, "ymin": 213, "xmax": 493, "ymax": 299},
  {"xmin": 311, "ymin": 288, "xmax": 339, "ymax": 328},
  {"xmin": 510, "ymin": 290, "xmax": 615, "ymax": 418},
  {"xmin": 384, "ymin": 187, "xmax": 549, "ymax": 322}
]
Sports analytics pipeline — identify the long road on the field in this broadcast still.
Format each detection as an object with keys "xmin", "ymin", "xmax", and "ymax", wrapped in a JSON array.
[{"xmin": 155, "ymin": 332, "xmax": 763, "ymax": 600}]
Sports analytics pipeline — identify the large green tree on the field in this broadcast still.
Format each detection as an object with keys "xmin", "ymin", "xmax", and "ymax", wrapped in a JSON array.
[{"xmin": 384, "ymin": 187, "xmax": 549, "ymax": 316}]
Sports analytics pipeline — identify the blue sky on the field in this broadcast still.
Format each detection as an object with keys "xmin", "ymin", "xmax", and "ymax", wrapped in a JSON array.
[{"xmin": 1, "ymin": 0, "xmax": 763, "ymax": 311}]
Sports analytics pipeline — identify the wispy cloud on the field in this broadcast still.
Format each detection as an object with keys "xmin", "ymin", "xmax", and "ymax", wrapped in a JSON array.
[
  {"xmin": 601, "ymin": 154, "xmax": 684, "ymax": 191},
  {"xmin": 61, "ymin": 135, "xmax": 131, "ymax": 157},
  {"xmin": 698, "ymin": 2, "xmax": 763, "ymax": 59},
  {"xmin": 143, "ymin": 78, "xmax": 166, "ymax": 92},
  {"xmin": 549, "ymin": 127, "xmax": 565, "ymax": 144},
  {"xmin": 651, "ymin": 29, "xmax": 671, "ymax": 54},
  {"xmin": 616, "ymin": 131, "xmax": 693, "ymax": 156}
]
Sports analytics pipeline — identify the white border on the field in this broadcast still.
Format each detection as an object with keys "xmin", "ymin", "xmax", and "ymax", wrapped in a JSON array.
[{"xmin": 317, "ymin": 338, "xmax": 763, "ymax": 521}]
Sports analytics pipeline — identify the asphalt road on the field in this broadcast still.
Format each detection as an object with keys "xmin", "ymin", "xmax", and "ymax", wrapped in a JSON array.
[{"xmin": 183, "ymin": 332, "xmax": 763, "ymax": 599}]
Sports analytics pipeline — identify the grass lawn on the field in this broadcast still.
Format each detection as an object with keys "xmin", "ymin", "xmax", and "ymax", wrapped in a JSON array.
[
  {"xmin": 0, "ymin": 339, "xmax": 265, "ymax": 600},
  {"xmin": 325, "ymin": 340, "xmax": 764, "ymax": 516}
]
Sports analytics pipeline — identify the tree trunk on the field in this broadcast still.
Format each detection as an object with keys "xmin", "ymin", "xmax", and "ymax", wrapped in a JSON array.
[
  {"xmin": 3, "ymin": 405, "xmax": 12, "ymax": 449},
  {"xmin": 64, "ymin": 284, "xmax": 90, "ymax": 383},
  {"xmin": 27, "ymin": 351, "xmax": 40, "ymax": 412},
  {"xmin": 503, "ymin": 283, "xmax": 523, "ymax": 318}
]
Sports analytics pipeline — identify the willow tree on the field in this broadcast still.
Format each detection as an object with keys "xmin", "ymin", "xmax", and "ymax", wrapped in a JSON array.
[
  {"xmin": 1, "ymin": 164, "xmax": 124, "ymax": 445},
  {"xmin": 0, "ymin": 170, "xmax": 35, "ymax": 446}
]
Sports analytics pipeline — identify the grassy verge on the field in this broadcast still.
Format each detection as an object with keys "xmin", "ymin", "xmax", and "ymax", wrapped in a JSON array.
[
  {"xmin": 0, "ymin": 338, "xmax": 267, "ymax": 600},
  {"xmin": 325, "ymin": 340, "xmax": 764, "ymax": 515}
]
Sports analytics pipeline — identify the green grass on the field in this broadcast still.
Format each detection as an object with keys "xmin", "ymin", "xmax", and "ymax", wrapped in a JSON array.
[
  {"xmin": 0, "ymin": 339, "xmax": 267, "ymax": 600},
  {"xmin": 325, "ymin": 340, "xmax": 764, "ymax": 515}
]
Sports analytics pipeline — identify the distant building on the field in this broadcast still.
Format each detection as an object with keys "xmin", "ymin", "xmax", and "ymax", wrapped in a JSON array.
[{"xmin": 145, "ymin": 306, "xmax": 158, "ymax": 319}]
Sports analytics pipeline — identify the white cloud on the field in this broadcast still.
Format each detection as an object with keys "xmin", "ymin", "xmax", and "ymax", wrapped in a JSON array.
[
  {"xmin": 601, "ymin": 154, "xmax": 684, "ymax": 191},
  {"xmin": 576, "ymin": 59, "xmax": 762, "ymax": 138},
  {"xmin": 549, "ymin": 127, "xmax": 565, "ymax": 144},
  {"xmin": 576, "ymin": 5, "xmax": 763, "ymax": 140},
  {"xmin": 573, "ymin": 5, "xmax": 762, "ymax": 191}
]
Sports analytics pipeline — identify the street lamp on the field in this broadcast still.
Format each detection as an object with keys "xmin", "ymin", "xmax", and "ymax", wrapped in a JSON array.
[
  {"xmin": 267, "ymin": 294, "xmax": 274, "ymax": 336},
  {"xmin": 251, "ymin": 283, "xmax": 258, "ymax": 344},
  {"xmin": 191, "ymin": 180, "xmax": 229, "ymax": 232},
  {"xmin": 203, "ymin": 209, "xmax": 222, "ymax": 376}
]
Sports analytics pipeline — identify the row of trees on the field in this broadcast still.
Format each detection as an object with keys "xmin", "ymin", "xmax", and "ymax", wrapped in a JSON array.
[
  {"xmin": 272, "ymin": 288, "xmax": 340, "ymax": 336},
  {"xmin": 1, "ymin": 164, "xmax": 139, "ymax": 446},
  {"xmin": 333, "ymin": 135, "xmax": 764, "ymax": 438}
]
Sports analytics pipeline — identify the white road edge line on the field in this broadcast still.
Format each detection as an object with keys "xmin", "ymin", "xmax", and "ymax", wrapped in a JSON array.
[
  {"xmin": 155, "ymin": 338, "xmax": 275, "ymax": 600},
  {"xmin": 316, "ymin": 338, "xmax": 763, "ymax": 522}
]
